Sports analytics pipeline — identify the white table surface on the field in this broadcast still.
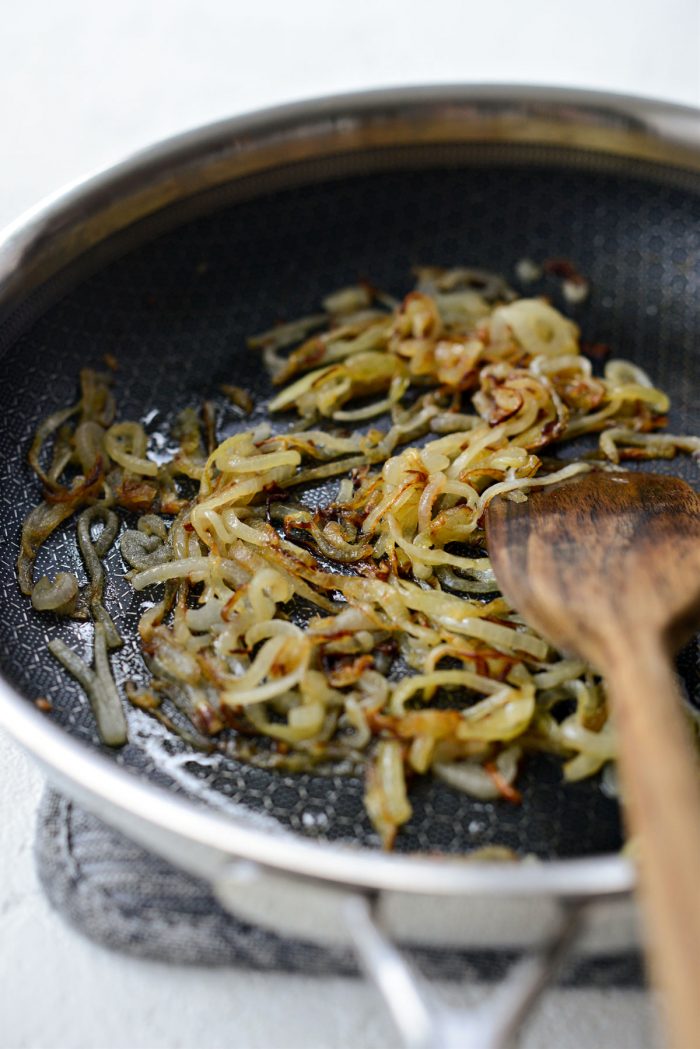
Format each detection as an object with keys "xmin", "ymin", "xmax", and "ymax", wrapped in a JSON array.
[{"xmin": 1, "ymin": 3, "xmax": 698, "ymax": 1046}]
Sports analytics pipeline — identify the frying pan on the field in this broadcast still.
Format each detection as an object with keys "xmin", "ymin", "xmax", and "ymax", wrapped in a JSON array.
[{"xmin": 0, "ymin": 86, "xmax": 698, "ymax": 1047}]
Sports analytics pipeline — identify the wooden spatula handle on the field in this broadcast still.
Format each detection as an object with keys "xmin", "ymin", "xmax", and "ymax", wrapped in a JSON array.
[{"xmin": 606, "ymin": 638, "xmax": 700, "ymax": 1048}]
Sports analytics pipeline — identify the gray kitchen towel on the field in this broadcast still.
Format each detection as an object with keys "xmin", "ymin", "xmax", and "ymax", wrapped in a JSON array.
[{"xmin": 35, "ymin": 789, "xmax": 644, "ymax": 987}]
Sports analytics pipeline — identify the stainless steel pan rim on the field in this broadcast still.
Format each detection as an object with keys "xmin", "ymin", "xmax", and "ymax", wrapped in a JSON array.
[
  {"xmin": 2, "ymin": 82, "xmax": 699, "ymax": 901},
  {"xmin": 2, "ymin": 687, "xmax": 634, "ymax": 895}
]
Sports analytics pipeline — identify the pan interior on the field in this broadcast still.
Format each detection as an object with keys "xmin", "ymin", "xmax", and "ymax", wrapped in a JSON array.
[{"xmin": 1, "ymin": 146, "xmax": 698, "ymax": 859}]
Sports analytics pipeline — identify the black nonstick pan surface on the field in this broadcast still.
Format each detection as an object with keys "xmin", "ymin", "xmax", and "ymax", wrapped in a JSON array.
[{"xmin": 1, "ymin": 138, "xmax": 698, "ymax": 860}]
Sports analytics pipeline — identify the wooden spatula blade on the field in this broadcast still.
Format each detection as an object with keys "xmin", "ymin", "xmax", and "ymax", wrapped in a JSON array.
[{"xmin": 485, "ymin": 469, "xmax": 700, "ymax": 667}]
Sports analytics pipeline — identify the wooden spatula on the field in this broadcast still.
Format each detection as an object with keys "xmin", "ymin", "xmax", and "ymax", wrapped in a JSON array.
[{"xmin": 485, "ymin": 469, "xmax": 700, "ymax": 1048}]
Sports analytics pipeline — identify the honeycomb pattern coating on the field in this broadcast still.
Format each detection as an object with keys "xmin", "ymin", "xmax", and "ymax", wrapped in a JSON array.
[{"xmin": 1, "ymin": 147, "xmax": 699, "ymax": 858}]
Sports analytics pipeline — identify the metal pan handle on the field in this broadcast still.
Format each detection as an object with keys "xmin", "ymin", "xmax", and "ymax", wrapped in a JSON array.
[{"xmin": 343, "ymin": 893, "xmax": 586, "ymax": 1049}]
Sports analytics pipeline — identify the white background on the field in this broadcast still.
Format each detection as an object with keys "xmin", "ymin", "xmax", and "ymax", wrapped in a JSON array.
[{"xmin": 1, "ymin": 2, "xmax": 698, "ymax": 1046}]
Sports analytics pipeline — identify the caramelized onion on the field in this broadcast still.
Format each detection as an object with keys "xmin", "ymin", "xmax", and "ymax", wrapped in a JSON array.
[{"xmin": 20, "ymin": 269, "xmax": 700, "ymax": 848}]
